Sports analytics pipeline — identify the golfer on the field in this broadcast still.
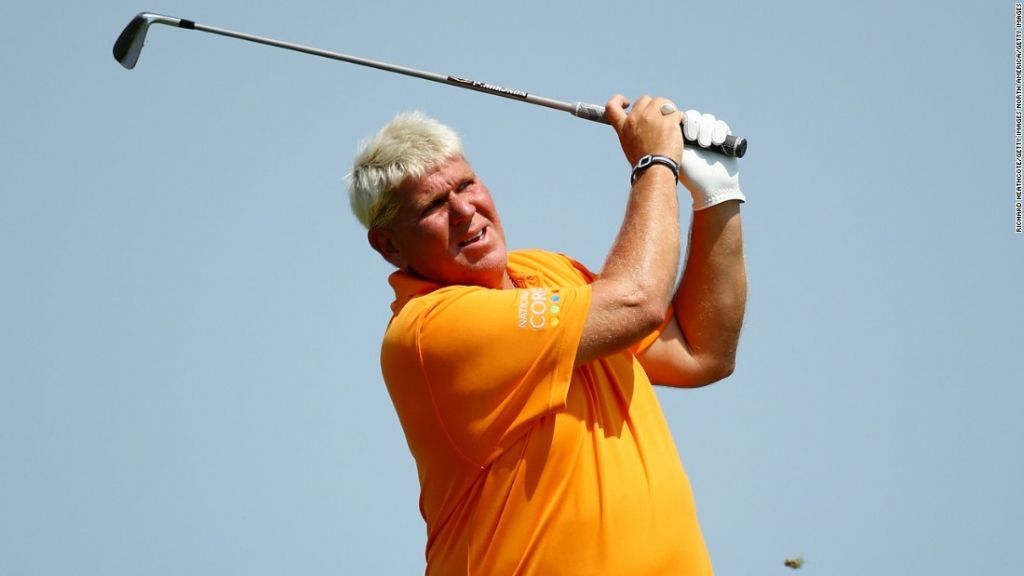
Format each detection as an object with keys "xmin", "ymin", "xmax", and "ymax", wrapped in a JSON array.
[{"xmin": 347, "ymin": 94, "xmax": 747, "ymax": 575}]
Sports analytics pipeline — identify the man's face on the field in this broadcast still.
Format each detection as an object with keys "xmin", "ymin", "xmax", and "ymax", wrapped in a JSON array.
[{"xmin": 369, "ymin": 156, "xmax": 510, "ymax": 289}]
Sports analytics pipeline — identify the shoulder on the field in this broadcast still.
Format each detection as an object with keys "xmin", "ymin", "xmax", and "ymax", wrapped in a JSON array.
[{"xmin": 509, "ymin": 249, "xmax": 596, "ymax": 283}]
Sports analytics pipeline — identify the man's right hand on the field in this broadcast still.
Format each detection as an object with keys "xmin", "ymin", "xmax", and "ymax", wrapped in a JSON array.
[{"xmin": 605, "ymin": 95, "xmax": 683, "ymax": 170}]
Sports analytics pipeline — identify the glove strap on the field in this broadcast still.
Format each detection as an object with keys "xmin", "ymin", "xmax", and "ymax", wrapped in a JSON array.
[{"xmin": 630, "ymin": 154, "xmax": 679, "ymax": 185}]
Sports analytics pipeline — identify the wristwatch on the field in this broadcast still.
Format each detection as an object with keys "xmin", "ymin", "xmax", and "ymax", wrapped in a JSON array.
[{"xmin": 630, "ymin": 154, "xmax": 680, "ymax": 185}]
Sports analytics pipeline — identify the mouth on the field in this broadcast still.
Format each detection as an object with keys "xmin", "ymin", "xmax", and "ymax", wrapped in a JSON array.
[{"xmin": 458, "ymin": 227, "xmax": 486, "ymax": 248}]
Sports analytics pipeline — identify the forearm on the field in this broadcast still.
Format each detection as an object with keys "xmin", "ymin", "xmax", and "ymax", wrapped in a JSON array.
[
  {"xmin": 575, "ymin": 167, "xmax": 680, "ymax": 366},
  {"xmin": 673, "ymin": 200, "xmax": 746, "ymax": 377},
  {"xmin": 575, "ymin": 94, "xmax": 685, "ymax": 367},
  {"xmin": 599, "ymin": 166, "xmax": 681, "ymax": 312}
]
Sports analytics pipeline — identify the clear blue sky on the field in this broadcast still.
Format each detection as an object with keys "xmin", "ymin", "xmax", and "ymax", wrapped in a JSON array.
[{"xmin": 1, "ymin": 1, "xmax": 1019, "ymax": 574}]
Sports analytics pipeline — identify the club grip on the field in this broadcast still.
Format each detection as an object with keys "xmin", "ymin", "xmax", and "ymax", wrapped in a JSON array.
[{"xmin": 571, "ymin": 102, "xmax": 747, "ymax": 158}]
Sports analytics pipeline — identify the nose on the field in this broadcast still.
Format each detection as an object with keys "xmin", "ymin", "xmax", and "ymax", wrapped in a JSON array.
[{"xmin": 448, "ymin": 193, "xmax": 475, "ymax": 225}]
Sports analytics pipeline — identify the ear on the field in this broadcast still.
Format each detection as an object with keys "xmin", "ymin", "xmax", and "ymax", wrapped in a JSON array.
[{"xmin": 368, "ymin": 228, "xmax": 408, "ymax": 269}]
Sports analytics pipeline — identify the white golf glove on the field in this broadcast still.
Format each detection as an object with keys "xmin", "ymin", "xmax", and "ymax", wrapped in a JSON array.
[{"xmin": 680, "ymin": 109, "xmax": 746, "ymax": 211}]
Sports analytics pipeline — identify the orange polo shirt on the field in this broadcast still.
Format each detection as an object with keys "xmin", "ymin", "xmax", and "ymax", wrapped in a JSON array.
[{"xmin": 380, "ymin": 249, "xmax": 713, "ymax": 576}]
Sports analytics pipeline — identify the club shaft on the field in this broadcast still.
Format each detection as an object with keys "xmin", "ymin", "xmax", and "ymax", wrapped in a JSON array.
[
  {"xmin": 194, "ymin": 22, "xmax": 579, "ymax": 113},
  {"xmin": 125, "ymin": 16, "xmax": 747, "ymax": 157}
]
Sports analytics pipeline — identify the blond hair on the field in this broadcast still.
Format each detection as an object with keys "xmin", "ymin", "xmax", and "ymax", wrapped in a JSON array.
[{"xmin": 346, "ymin": 111, "xmax": 464, "ymax": 229}]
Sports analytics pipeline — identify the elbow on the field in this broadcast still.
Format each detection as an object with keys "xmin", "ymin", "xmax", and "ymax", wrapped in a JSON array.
[
  {"xmin": 638, "ymin": 299, "xmax": 670, "ymax": 335},
  {"xmin": 700, "ymin": 354, "xmax": 737, "ymax": 385},
  {"xmin": 633, "ymin": 292, "xmax": 672, "ymax": 338},
  {"xmin": 622, "ymin": 278, "xmax": 673, "ymax": 331},
  {"xmin": 602, "ymin": 278, "xmax": 671, "ymax": 334},
  {"xmin": 678, "ymin": 352, "xmax": 736, "ymax": 388},
  {"xmin": 588, "ymin": 278, "xmax": 672, "ymax": 351},
  {"xmin": 658, "ymin": 357, "xmax": 735, "ymax": 389},
  {"xmin": 714, "ymin": 358, "xmax": 736, "ymax": 381}
]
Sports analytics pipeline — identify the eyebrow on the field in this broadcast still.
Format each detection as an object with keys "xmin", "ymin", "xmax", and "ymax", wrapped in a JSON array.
[{"xmin": 411, "ymin": 172, "xmax": 476, "ymax": 213}]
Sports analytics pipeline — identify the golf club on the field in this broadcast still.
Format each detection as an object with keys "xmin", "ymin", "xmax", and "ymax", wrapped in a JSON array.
[{"xmin": 113, "ymin": 12, "xmax": 747, "ymax": 158}]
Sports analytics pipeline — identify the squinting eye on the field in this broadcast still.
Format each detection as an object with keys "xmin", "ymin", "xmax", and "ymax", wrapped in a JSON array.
[{"xmin": 421, "ymin": 198, "xmax": 445, "ymax": 217}]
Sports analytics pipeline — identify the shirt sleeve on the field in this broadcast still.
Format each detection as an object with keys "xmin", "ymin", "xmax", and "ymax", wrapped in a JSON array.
[{"xmin": 406, "ymin": 282, "xmax": 591, "ymax": 467}]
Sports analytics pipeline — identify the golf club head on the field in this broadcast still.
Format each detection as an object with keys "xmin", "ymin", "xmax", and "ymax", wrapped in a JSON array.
[{"xmin": 113, "ymin": 13, "xmax": 184, "ymax": 69}]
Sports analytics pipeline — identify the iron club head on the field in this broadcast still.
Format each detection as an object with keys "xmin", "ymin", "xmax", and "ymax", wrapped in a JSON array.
[{"xmin": 113, "ymin": 13, "xmax": 185, "ymax": 69}]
